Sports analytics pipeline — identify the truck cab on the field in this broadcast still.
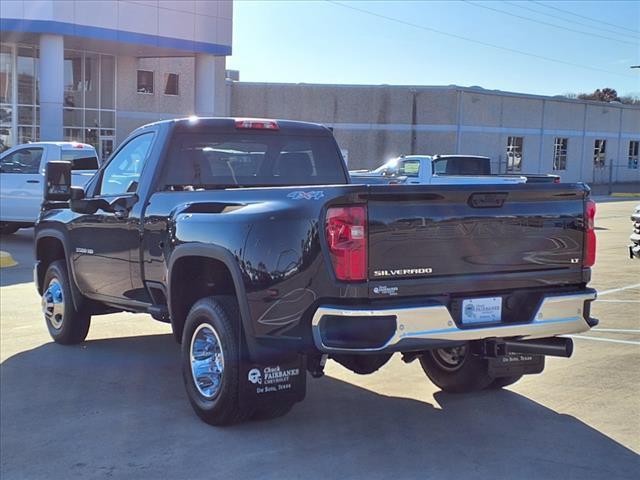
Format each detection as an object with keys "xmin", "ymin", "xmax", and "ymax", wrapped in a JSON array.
[
  {"xmin": 350, "ymin": 155, "xmax": 526, "ymax": 185},
  {"xmin": 0, "ymin": 142, "xmax": 98, "ymax": 234}
]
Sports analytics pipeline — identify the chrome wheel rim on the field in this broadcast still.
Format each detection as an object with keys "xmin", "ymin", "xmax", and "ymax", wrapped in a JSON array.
[
  {"xmin": 431, "ymin": 345, "xmax": 467, "ymax": 372},
  {"xmin": 42, "ymin": 278, "xmax": 65, "ymax": 330},
  {"xmin": 190, "ymin": 323, "xmax": 225, "ymax": 399}
]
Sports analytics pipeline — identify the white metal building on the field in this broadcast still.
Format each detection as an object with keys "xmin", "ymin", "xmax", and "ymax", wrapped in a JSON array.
[{"xmin": 229, "ymin": 83, "xmax": 640, "ymax": 185}]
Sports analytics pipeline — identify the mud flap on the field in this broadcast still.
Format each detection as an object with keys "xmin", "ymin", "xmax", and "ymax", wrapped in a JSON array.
[
  {"xmin": 488, "ymin": 353, "xmax": 545, "ymax": 378},
  {"xmin": 238, "ymin": 352, "xmax": 307, "ymax": 412}
]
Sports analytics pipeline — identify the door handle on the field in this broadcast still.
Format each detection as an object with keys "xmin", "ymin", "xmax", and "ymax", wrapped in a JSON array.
[{"xmin": 27, "ymin": 180, "xmax": 40, "ymax": 184}]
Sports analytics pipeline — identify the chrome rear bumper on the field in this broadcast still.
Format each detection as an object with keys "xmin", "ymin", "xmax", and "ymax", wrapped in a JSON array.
[{"xmin": 311, "ymin": 291, "xmax": 597, "ymax": 353}]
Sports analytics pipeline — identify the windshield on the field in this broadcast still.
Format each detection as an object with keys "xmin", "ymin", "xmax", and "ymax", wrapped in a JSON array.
[
  {"xmin": 372, "ymin": 158, "xmax": 399, "ymax": 174},
  {"xmin": 160, "ymin": 131, "xmax": 347, "ymax": 189},
  {"xmin": 372, "ymin": 157, "xmax": 420, "ymax": 177}
]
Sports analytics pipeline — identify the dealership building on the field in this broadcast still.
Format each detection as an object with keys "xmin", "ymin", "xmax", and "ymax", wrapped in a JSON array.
[
  {"xmin": 1, "ymin": 0, "xmax": 231, "ymax": 161},
  {"xmin": 1, "ymin": 1, "xmax": 639, "ymax": 184}
]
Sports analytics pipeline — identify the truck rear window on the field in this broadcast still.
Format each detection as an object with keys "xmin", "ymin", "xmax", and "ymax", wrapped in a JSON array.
[
  {"xmin": 160, "ymin": 132, "xmax": 347, "ymax": 189},
  {"xmin": 432, "ymin": 157, "xmax": 491, "ymax": 175},
  {"xmin": 61, "ymin": 150, "xmax": 99, "ymax": 170}
]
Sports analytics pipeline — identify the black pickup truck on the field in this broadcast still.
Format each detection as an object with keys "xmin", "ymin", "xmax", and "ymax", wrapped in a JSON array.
[{"xmin": 35, "ymin": 118, "xmax": 598, "ymax": 425}]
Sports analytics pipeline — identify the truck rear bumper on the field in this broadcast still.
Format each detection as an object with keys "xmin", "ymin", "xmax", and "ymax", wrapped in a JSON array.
[{"xmin": 311, "ymin": 290, "xmax": 596, "ymax": 353}]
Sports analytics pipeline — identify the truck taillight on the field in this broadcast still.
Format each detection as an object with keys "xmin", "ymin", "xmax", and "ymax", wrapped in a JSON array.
[
  {"xmin": 325, "ymin": 206, "xmax": 367, "ymax": 281},
  {"xmin": 584, "ymin": 198, "xmax": 596, "ymax": 267},
  {"xmin": 234, "ymin": 119, "xmax": 279, "ymax": 130}
]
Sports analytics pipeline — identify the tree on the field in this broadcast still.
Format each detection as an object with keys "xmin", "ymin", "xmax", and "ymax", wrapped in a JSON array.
[
  {"xmin": 619, "ymin": 95, "xmax": 640, "ymax": 105},
  {"xmin": 577, "ymin": 88, "xmax": 621, "ymax": 102}
]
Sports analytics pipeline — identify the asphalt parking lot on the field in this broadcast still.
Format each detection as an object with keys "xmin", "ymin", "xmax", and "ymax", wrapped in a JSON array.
[{"xmin": 1, "ymin": 198, "xmax": 639, "ymax": 480}]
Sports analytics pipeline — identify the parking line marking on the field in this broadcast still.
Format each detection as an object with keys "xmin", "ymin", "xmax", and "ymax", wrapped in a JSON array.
[
  {"xmin": 597, "ymin": 283, "xmax": 640, "ymax": 296},
  {"xmin": 0, "ymin": 251, "xmax": 17, "ymax": 268},
  {"xmin": 596, "ymin": 299, "xmax": 640, "ymax": 303},
  {"xmin": 592, "ymin": 328, "xmax": 640, "ymax": 334},
  {"xmin": 570, "ymin": 335, "xmax": 640, "ymax": 346}
]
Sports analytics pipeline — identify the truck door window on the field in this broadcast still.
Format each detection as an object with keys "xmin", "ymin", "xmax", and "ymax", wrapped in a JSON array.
[
  {"xmin": 99, "ymin": 133, "xmax": 153, "ymax": 195},
  {"xmin": 432, "ymin": 158, "xmax": 447, "ymax": 175},
  {"xmin": 0, "ymin": 147, "xmax": 43, "ymax": 174},
  {"xmin": 398, "ymin": 159, "xmax": 420, "ymax": 177}
]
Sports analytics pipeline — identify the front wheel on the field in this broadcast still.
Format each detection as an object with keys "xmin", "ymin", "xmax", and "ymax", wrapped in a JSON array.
[
  {"xmin": 42, "ymin": 260, "xmax": 91, "ymax": 344},
  {"xmin": 419, "ymin": 344, "xmax": 494, "ymax": 393},
  {"xmin": 181, "ymin": 296, "xmax": 253, "ymax": 426}
]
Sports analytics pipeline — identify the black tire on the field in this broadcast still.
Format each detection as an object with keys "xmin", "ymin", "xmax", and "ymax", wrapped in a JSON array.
[
  {"xmin": 181, "ymin": 296, "xmax": 252, "ymax": 426},
  {"xmin": 0, "ymin": 222, "xmax": 19, "ymax": 235},
  {"xmin": 488, "ymin": 375, "xmax": 523, "ymax": 389},
  {"xmin": 419, "ymin": 344, "xmax": 493, "ymax": 393},
  {"xmin": 42, "ymin": 260, "xmax": 91, "ymax": 344}
]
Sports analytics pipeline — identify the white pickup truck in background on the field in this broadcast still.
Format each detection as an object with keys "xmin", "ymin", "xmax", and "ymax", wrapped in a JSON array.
[
  {"xmin": 0, "ymin": 142, "xmax": 99, "ymax": 234},
  {"xmin": 350, "ymin": 154, "xmax": 559, "ymax": 185}
]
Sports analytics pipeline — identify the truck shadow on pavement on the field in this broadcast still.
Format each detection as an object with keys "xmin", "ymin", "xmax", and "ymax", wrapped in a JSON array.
[{"xmin": 1, "ymin": 334, "xmax": 638, "ymax": 480}]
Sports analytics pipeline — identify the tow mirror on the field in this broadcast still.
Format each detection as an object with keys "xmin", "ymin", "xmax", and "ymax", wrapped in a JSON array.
[
  {"xmin": 44, "ymin": 161, "xmax": 72, "ymax": 202},
  {"xmin": 71, "ymin": 186, "xmax": 85, "ymax": 200}
]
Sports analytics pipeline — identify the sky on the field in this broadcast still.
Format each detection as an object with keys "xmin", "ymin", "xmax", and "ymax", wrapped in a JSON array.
[{"xmin": 227, "ymin": 0, "xmax": 640, "ymax": 97}]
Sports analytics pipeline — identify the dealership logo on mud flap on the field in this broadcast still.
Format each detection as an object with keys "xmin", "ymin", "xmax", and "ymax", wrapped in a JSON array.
[
  {"xmin": 248, "ymin": 368, "xmax": 262, "ymax": 384},
  {"xmin": 262, "ymin": 366, "xmax": 300, "ymax": 385},
  {"xmin": 249, "ymin": 365, "xmax": 301, "ymax": 394}
]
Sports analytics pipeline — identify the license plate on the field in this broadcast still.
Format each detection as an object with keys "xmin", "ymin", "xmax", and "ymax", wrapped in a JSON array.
[{"xmin": 462, "ymin": 297, "xmax": 502, "ymax": 324}]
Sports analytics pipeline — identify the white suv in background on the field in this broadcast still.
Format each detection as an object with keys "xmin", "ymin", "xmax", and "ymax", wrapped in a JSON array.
[{"xmin": 0, "ymin": 142, "xmax": 99, "ymax": 234}]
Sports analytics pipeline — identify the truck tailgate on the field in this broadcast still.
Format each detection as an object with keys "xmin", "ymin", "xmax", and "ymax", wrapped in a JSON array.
[{"xmin": 367, "ymin": 184, "xmax": 587, "ymax": 283}]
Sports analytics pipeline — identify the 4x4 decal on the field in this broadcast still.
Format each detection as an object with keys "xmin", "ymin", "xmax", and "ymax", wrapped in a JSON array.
[{"xmin": 287, "ymin": 191, "xmax": 325, "ymax": 200}]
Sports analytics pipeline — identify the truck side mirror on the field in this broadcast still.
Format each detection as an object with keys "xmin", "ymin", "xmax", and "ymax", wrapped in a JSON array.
[
  {"xmin": 44, "ymin": 161, "xmax": 72, "ymax": 202},
  {"xmin": 71, "ymin": 186, "xmax": 85, "ymax": 200}
]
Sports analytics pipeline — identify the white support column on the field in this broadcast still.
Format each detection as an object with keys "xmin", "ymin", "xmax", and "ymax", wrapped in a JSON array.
[
  {"xmin": 39, "ymin": 34, "xmax": 64, "ymax": 141},
  {"xmin": 194, "ymin": 54, "xmax": 226, "ymax": 117}
]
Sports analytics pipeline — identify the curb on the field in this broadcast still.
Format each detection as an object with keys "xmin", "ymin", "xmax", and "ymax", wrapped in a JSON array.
[
  {"xmin": 611, "ymin": 193, "xmax": 640, "ymax": 198},
  {"xmin": 0, "ymin": 251, "xmax": 17, "ymax": 268}
]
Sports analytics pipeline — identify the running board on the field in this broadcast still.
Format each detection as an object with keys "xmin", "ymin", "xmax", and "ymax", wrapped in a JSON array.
[{"xmin": 147, "ymin": 304, "xmax": 170, "ymax": 323}]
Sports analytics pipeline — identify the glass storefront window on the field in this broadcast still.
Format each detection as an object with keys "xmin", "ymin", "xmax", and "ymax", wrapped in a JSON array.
[
  {"xmin": 63, "ymin": 108, "xmax": 83, "ymax": 128},
  {"xmin": 17, "ymin": 46, "xmax": 36, "ymax": 105},
  {"xmin": 18, "ymin": 126, "xmax": 34, "ymax": 144},
  {"xmin": 0, "ymin": 45, "xmax": 12, "ymax": 104},
  {"xmin": 1, "ymin": 46, "xmax": 115, "ymax": 150},
  {"xmin": 85, "ymin": 52, "xmax": 99, "ymax": 109},
  {"xmin": 100, "ymin": 110, "xmax": 115, "ymax": 129},
  {"xmin": 0, "ymin": 104, "xmax": 11, "ymax": 126},
  {"xmin": 85, "ymin": 109, "xmax": 99, "ymax": 129},
  {"xmin": 84, "ymin": 128, "xmax": 99, "ymax": 149},
  {"xmin": 64, "ymin": 128, "xmax": 83, "ymax": 142},
  {"xmin": 100, "ymin": 55, "xmax": 115, "ymax": 109},
  {"xmin": 18, "ymin": 105, "xmax": 34, "ymax": 125},
  {"xmin": 64, "ymin": 50, "xmax": 83, "ymax": 109},
  {"xmin": 0, "ymin": 125, "xmax": 11, "ymax": 153}
]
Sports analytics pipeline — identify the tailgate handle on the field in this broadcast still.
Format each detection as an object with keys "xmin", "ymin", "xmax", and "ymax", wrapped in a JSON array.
[{"xmin": 468, "ymin": 192, "xmax": 508, "ymax": 208}]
